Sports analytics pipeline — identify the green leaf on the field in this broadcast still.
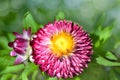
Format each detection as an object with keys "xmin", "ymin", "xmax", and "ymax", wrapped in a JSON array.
[
  {"xmin": 94, "ymin": 25, "xmax": 113, "ymax": 47},
  {"xmin": 114, "ymin": 42, "xmax": 120, "ymax": 49},
  {"xmin": 56, "ymin": 11, "xmax": 65, "ymax": 20},
  {"xmin": 22, "ymin": 73, "xmax": 28, "ymax": 80},
  {"xmin": 96, "ymin": 56, "xmax": 120, "ymax": 66},
  {"xmin": 113, "ymin": 45, "xmax": 120, "ymax": 59},
  {"xmin": 109, "ymin": 69, "xmax": 118, "ymax": 80},
  {"xmin": 94, "ymin": 26, "xmax": 102, "ymax": 36},
  {"xmin": 0, "ymin": 64, "xmax": 24, "ymax": 75},
  {"xmin": 80, "ymin": 63, "xmax": 108, "ymax": 80},
  {"xmin": 0, "ymin": 73, "xmax": 16, "ymax": 80},
  {"xmin": 6, "ymin": 33, "xmax": 15, "ymax": 41},
  {"xmin": 23, "ymin": 12, "xmax": 39, "ymax": 33},
  {"xmin": 95, "ymin": 13, "xmax": 106, "ymax": 28},
  {"xmin": 11, "ymin": 75, "xmax": 17, "ymax": 80},
  {"xmin": 75, "ymin": 76, "xmax": 81, "ymax": 80},
  {"xmin": 0, "ymin": 49, "xmax": 11, "ymax": 56},
  {"xmin": 0, "ymin": 36, "xmax": 10, "ymax": 49},
  {"xmin": 48, "ymin": 77, "xmax": 58, "ymax": 80},
  {"xmin": 39, "ymin": 24, "xmax": 44, "ymax": 28},
  {"xmin": 22, "ymin": 63, "xmax": 38, "ymax": 79},
  {"xmin": 32, "ymin": 70, "xmax": 38, "ymax": 80},
  {"xmin": 0, "ymin": 50, "xmax": 15, "ymax": 70},
  {"xmin": 95, "ymin": 40, "xmax": 100, "ymax": 48},
  {"xmin": 99, "ymin": 26, "xmax": 112, "ymax": 43},
  {"xmin": 38, "ymin": 70, "xmax": 50, "ymax": 80},
  {"xmin": 106, "ymin": 51, "xmax": 117, "ymax": 60}
]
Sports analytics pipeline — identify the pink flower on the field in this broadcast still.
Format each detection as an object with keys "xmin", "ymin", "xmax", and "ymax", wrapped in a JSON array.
[
  {"xmin": 8, "ymin": 28, "xmax": 34, "ymax": 65},
  {"xmin": 32, "ymin": 20, "xmax": 93, "ymax": 79}
]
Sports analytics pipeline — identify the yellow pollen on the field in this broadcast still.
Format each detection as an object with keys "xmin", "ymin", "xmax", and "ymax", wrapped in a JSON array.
[{"xmin": 49, "ymin": 32, "xmax": 74, "ymax": 57}]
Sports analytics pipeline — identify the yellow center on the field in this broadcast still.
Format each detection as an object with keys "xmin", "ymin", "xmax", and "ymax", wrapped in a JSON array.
[{"xmin": 49, "ymin": 32, "xmax": 74, "ymax": 57}]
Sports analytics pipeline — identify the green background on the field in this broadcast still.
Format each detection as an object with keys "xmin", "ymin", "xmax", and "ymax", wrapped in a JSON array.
[{"xmin": 0, "ymin": 0, "xmax": 120, "ymax": 80}]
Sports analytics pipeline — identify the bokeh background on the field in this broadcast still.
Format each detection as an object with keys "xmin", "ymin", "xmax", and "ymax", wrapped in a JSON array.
[{"xmin": 0, "ymin": 0, "xmax": 120, "ymax": 80}]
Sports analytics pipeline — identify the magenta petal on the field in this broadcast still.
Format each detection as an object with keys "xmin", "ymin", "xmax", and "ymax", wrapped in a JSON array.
[
  {"xmin": 23, "ymin": 28, "xmax": 31, "ymax": 37},
  {"xmin": 8, "ymin": 28, "xmax": 32, "ymax": 65},
  {"xmin": 32, "ymin": 20, "xmax": 93, "ymax": 79},
  {"xmin": 14, "ymin": 47, "xmax": 25, "ymax": 54},
  {"xmin": 14, "ymin": 56, "xmax": 24, "ymax": 65},
  {"xmin": 10, "ymin": 50, "xmax": 17, "ymax": 56},
  {"xmin": 13, "ymin": 32, "xmax": 22, "ymax": 38},
  {"xmin": 23, "ymin": 31, "xmax": 30, "ymax": 40},
  {"xmin": 8, "ymin": 42, "xmax": 14, "ymax": 47}
]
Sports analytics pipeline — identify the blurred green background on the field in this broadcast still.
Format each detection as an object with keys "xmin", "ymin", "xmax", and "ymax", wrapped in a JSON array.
[{"xmin": 0, "ymin": 0, "xmax": 120, "ymax": 80}]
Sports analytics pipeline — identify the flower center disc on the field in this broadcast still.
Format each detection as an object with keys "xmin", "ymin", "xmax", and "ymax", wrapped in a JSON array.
[{"xmin": 50, "ymin": 32, "xmax": 74, "ymax": 57}]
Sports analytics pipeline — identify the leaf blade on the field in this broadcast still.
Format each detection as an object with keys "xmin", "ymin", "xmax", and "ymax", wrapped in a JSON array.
[{"xmin": 96, "ymin": 56, "xmax": 120, "ymax": 66}]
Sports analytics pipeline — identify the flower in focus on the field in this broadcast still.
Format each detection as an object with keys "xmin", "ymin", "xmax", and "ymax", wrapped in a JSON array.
[
  {"xmin": 8, "ymin": 28, "xmax": 33, "ymax": 65},
  {"xmin": 32, "ymin": 20, "xmax": 93, "ymax": 79}
]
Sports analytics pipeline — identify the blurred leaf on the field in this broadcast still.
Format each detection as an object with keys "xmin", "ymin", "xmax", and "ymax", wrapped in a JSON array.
[
  {"xmin": 0, "ymin": 64, "xmax": 24, "ymax": 75},
  {"xmin": 32, "ymin": 70, "xmax": 38, "ymax": 80},
  {"xmin": 22, "ymin": 73, "xmax": 28, "ymax": 80},
  {"xmin": 95, "ymin": 13, "xmax": 106, "ymax": 28},
  {"xmin": 38, "ymin": 70, "xmax": 50, "ymax": 80},
  {"xmin": 106, "ymin": 51, "xmax": 117, "ymax": 60},
  {"xmin": 22, "ymin": 63, "xmax": 38, "ymax": 79},
  {"xmin": 56, "ymin": 11, "xmax": 65, "ymax": 20},
  {"xmin": 23, "ymin": 12, "xmax": 39, "ymax": 33},
  {"xmin": 0, "ymin": 73, "xmax": 16, "ymax": 80},
  {"xmin": 0, "ymin": 50, "xmax": 14, "ymax": 70},
  {"xmin": 41, "ymin": 71, "xmax": 45, "ymax": 76},
  {"xmin": 0, "ymin": 49, "xmax": 11, "ymax": 55},
  {"xmin": 11, "ymin": 75, "xmax": 17, "ymax": 80},
  {"xmin": 94, "ymin": 26, "xmax": 102, "ymax": 36},
  {"xmin": 48, "ymin": 77, "xmax": 58, "ymax": 80},
  {"xmin": 80, "ymin": 63, "xmax": 108, "ymax": 80},
  {"xmin": 39, "ymin": 24, "xmax": 44, "ymax": 28},
  {"xmin": 99, "ymin": 26, "xmax": 112, "ymax": 43},
  {"xmin": 114, "ymin": 66, "xmax": 120, "ymax": 74},
  {"xmin": 96, "ymin": 56, "xmax": 120, "ymax": 66},
  {"xmin": 113, "ymin": 45, "xmax": 120, "ymax": 59},
  {"xmin": 109, "ymin": 69, "xmax": 118, "ymax": 80},
  {"xmin": 66, "ymin": 76, "xmax": 81, "ymax": 80},
  {"xmin": 95, "ymin": 40, "xmax": 100, "ymax": 48},
  {"xmin": 94, "ymin": 25, "xmax": 112, "ymax": 48},
  {"xmin": 0, "ymin": 36, "xmax": 10, "ymax": 49},
  {"xmin": 75, "ymin": 77, "xmax": 80, "ymax": 80},
  {"xmin": 114, "ymin": 42, "xmax": 120, "ymax": 49},
  {"xmin": 6, "ymin": 33, "xmax": 15, "ymax": 41}
]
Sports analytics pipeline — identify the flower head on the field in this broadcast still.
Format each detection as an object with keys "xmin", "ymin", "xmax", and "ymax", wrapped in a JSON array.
[
  {"xmin": 8, "ymin": 28, "xmax": 33, "ymax": 65},
  {"xmin": 32, "ymin": 20, "xmax": 93, "ymax": 79}
]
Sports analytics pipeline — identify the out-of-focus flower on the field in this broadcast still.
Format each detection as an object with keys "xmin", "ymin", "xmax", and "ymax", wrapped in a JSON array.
[
  {"xmin": 32, "ymin": 20, "xmax": 93, "ymax": 79},
  {"xmin": 8, "ymin": 28, "xmax": 34, "ymax": 65}
]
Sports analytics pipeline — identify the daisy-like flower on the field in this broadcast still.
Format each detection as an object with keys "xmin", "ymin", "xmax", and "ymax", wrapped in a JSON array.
[
  {"xmin": 8, "ymin": 28, "xmax": 33, "ymax": 65},
  {"xmin": 32, "ymin": 20, "xmax": 93, "ymax": 79}
]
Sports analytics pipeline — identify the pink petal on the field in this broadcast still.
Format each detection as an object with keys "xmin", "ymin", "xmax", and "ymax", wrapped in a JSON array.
[
  {"xmin": 10, "ymin": 50, "xmax": 17, "ymax": 56},
  {"xmin": 23, "ymin": 30, "xmax": 30, "ymax": 40},
  {"xmin": 27, "ymin": 27, "xmax": 31, "ymax": 37},
  {"xmin": 14, "ymin": 56, "xmax": 24, "ymax": 65},
  {"xmin": 14, "ymin": 47, "xmax": 25, "ymax": 54},
  {"xmin": 13, "ymin": 32, "xmax": 23, "ymax": 38},
  {"xmin": 8, "ymin": 42, "xmax": 14, "ymax": 47}
]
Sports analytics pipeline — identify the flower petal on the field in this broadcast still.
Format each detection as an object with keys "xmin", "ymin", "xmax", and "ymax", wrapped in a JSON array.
[
  {"xmin": 10, "ymin": 50, "xmax": 17, "ymax": 56},
  {"xmin": 13, "ymin": 32, "xmax": 23, "ymax": 38},
  {"xmin": 14, "ymin": 56, "xmax": 24, "ymax": 65},
  {"xmin": 8, "ymin": 42, "xmax": 14, "ymax": 47},
  {"xmin": 23, "ymin": 28, "xmax": 31, "ymax": 40},
  {"xmin": 32, "ymin": 20, "xmax": 93, "ymax": 79}
]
